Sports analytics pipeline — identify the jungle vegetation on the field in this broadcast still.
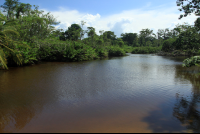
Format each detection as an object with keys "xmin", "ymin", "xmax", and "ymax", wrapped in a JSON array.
[
  {"xmin": 0, "ymin": 0, "xmax": 200, "ymax": 69},
  {"xmin": 177, "ymin": 0, "xmax": 200, "ymax": 67}
]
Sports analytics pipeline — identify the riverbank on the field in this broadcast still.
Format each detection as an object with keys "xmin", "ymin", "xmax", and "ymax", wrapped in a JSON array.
[{"xmin": 157, "ymin": 50, "xmax": 200, "ymax": 57}]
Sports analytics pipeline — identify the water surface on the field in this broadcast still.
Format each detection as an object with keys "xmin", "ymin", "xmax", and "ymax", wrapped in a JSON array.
[{"xmin": 0, "ymin": 54, "xmax": 200, "ymax": 133}]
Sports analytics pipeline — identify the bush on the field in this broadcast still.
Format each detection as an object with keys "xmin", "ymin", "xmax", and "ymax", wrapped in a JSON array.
[
  {"xmin": 37, "ymin": 39, "xmax": 101, "ymax": 62},
  {"xmin": 131, "ymin": 46, "xmax": 161, "ymax": 54},
  {"xmin": 123, "ymin": 45, "xmax": 133, "ymax": 53},
  {"xmin": 182, "ymin": 56, "xmax": 200, "ymax": 67},
  {"xmin": 161, "ymin": 38, "xmax": 176, "ymax": 52},
  {"xmin": 95, "ymin": 47, "xmax": 108, "ymax": 58},
  {"xmin": 108, "ymin": 46, "xmax": 126, "ymax": 56}
]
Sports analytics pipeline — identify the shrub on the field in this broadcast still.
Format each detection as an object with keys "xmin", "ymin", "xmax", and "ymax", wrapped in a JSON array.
[
  {"xmin": 161, "ymin": 38, "xmax": 176, "ymax": 52},
  {"xmin": 182, "ymin": 56, "xmax": 200, "ymax": 67},
  {"xmin": 108, "ymin": 46, "xmax": 126, "ymax": 56},
  {"xmin": 131, "ymin": 46, "xmax": 161, "ymax": 54}
]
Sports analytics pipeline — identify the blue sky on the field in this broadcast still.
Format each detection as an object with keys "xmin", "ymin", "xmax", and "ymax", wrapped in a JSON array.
[
  {"xmin": 0, "ymin": 0, "xmax": 177, "ymax": 15},
  {"xmin": 0, "ymin": 0, "xmax": 198, "ymax": 37}
]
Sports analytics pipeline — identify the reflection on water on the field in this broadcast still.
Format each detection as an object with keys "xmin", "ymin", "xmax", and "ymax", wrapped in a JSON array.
[
  {"xmin": 0, "ymin": 54, "xmax": 200, "ymax": 132},
  {"xmin": 173, "ymin": 66, "xmax": 200, "ymax": 133},
  {"xmin": 142, "ymin": 60, "xmax": 200, "ymax": 133}
]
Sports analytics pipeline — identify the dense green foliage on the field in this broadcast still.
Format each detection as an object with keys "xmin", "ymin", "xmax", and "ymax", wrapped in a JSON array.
[
  {"xmin": 177, "ymin": 0, "xmax": 200, "ymax": 19},
  {"xmin": 182, "ymin": 56, "xmax": 200, "ymax": 67},
  {"xmin": 177, "ymin": 0, "xmax": 200, "ymax": 67},
  {"xmin": 131, "ymin": 46, "xmax": 161, "ymax": 54},
  {"xmin": 161, "ymin": 38, "xmax": 177, "ymax": 52},
  {"xmin": 0, "ymin": 0, "xmax": 126, "ymax": 69},
  {"xmin": 0, "ymin": 11, "xmax": 23, "ymax": 69}
]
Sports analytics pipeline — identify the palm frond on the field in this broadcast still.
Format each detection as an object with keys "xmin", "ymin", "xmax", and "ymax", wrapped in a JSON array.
[
  {"xmin": 0, "ymin": 47, "xmax": 8, "ymax": 69},
  {"xmin": 0, "ymin": 31, "xmax": 6, "ymax": 37},
  {"xmin": 3, "ymin": 19, "xmax": 18, "ymax": 27},
  {"xmin": 11, "ymin": 52, "xmax": 23, "ymax": 66},
  {"xmin": 0, "ymin": 42, "xmax": 15, "ymax": 53},
  {"xmin": 0, "ymin": 42, "xmax": 23, "ymax": 66},
  {"xmin": 2, "ymin": 29, "xmax": 19, "ymax": 37}
]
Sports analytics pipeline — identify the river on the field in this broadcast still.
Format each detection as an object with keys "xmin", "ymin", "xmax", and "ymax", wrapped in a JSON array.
[{"xmin": 0, "ymin": 54, "xmax": 200, "ymax": 133}]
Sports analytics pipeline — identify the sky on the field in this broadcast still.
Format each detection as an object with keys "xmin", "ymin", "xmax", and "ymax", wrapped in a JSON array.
[{"xmin": 0, "ymin": 0, "xmax": 199, "ymax": 37}]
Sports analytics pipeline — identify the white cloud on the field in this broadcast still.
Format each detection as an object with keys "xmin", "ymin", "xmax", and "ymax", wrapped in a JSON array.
[
  {"xmin": 44, "ymin": 4, "xmax": 199, "ymax": 37},
  {"xmin": 43, "ymin": 7, "xmax": 85, "ymax": 29}
]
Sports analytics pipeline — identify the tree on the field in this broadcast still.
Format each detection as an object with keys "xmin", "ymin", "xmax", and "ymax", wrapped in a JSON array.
[
  {"xmin": 174, "ymin": 26, "xmax": 200, "ymax": 50},
  {"xmin": 194, "ymin": 17, "xmax": 200, "ymax": 31},
  {"xmin": 50, "ymin": 29, "xmax": 64, "ymax": 39},
  {"xmin": 16, "ymin": 6, "xmax": 58, "ymax": 43},
  {"xmin": 87, "ymin": 27, "xmax": 96, "ymax": 45},
  {"xmin": 0, "ymin": 11, "xmax": 22, "ymax": 69},
  {"xmin": 80, "ymin": 20, "xmax": 86, "ymax": 40},
  {"xmin": 174, "ymin": 23, "xmax": 192, "ymax": 33},
  {"xmin": 15, "ymin": 2, "xmax": 31, "ymax": 19},
  {"xmin": 171, "ymin": 28, "xmax": 180, "ymax": 38},
  {"xmin": 176, "ymin": 0, "xmax": 200, "ymax": 67},
  {"xmin": 117, "ymin": 38, "xmax": 124, "ymax": 47},
  {"xmin": 103, "ymin": 31, "xmax": 116, "ymax": 41},
  {"xmin": 138, "ymin": 35, "xmax": 145, "ymax": 47},
  {"xmin": 157, "ymin": 29, "xmax": 164, "ymax": 39},
  {"xmin": 139, "ymin": 28, "xmax": 153, "ymax": 37},
  {"xmin": 96, "ymin": 38, "xmax": 104, "ymax": 46},
  {"xmin": 99, "ymin": 30, "xmax": 104, "ymax": 35},
  {"xmin": 177, "ymin": 0, "xmax": 200, "ymax": 19},
  {"xmin": 0, "ymin": 0, "xmax": 59, "ymax": 43},
  {"xmin": 161, "ymin": 38, "xmax": 176, "ymax": 52},
  {"xmin": 64, "ymin": 24, "xmax": 82, "ymax": 41},
  {"xmin": 121, "ymin": 33, "xmax": 138, "ymax": 46},
  {"xmin": 163, "ymin": 28, "xmax": 170, "ymax": 40},
  {"xmin": 1, "ymin": 0, "xmax": 19, "ymax": 20},
  {"xmin": 157, "ymin": 28, "xmax": 171, "ymax": 40},
  {"xmin": 139, "ymin": 28, "xmax": 154, "ymax": 46}
]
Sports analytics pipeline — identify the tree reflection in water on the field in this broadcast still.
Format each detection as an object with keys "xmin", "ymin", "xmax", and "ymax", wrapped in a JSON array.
[
  {"xmin": 0, "ymin": 105, "xmax": 37, "ymax": 133},
  {"xmin": 0, "ymin": 91, "xmax": 44, "ymax": 133},
  {"xmin": 173, "ymin": 66, "xmax": 200, "ymax": 133},
  {"xmin": 0, "ymin": 67, "xmax": 55, "ymax": 133}
]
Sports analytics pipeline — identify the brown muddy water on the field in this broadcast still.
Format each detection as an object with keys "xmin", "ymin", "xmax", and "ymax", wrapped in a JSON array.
[{"xmin": 0, "ymin": 54, "xmax": 200, "ymax": 133}]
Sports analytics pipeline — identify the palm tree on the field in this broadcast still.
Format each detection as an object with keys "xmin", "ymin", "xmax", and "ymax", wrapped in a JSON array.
[{"xmin": 0, "ymin": 11, "xmax": 22, "ymax": 69}]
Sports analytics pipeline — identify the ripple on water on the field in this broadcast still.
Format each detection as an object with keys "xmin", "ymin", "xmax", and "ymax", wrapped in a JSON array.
[{"xmin": 0, "ymin": 54, "xmax": 199, "ymax": 133}]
